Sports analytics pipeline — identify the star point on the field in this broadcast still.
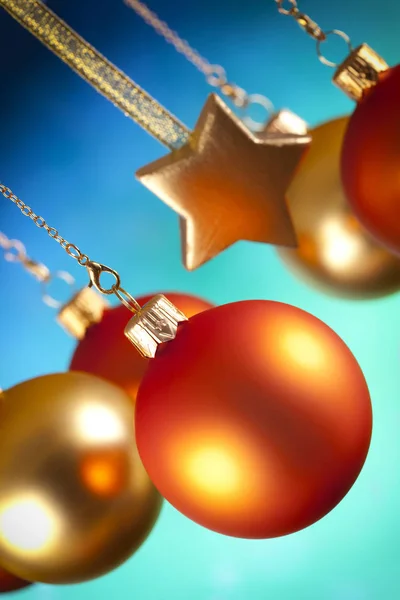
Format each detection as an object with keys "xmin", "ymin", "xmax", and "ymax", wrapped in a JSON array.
[{"xmin": 136, "ymin": 94, "xmax": 310, "ymax": 270}]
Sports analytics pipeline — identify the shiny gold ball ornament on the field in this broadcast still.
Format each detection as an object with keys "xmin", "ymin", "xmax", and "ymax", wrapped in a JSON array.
[
  {"xmin": 0, "ymin": 372, "xmax": 162, "ymax": 584},
  {"xmin": 278, "ymin": 117, "xmax": 400, "ymax": 298}
]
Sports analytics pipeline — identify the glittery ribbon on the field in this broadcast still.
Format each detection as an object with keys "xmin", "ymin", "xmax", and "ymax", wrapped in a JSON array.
[{"xmin": 0, "ymin": 0, "xmax": 190, "ymax": 149}]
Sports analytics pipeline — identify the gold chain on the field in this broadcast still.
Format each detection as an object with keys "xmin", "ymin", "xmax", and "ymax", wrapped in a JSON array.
[
  {"xmin": 124, "ymin": 0, "xmax": 248, "ymax": 107},
  {"xmin": 275, "ymin": 0, "xmax": 353, "ymax": 68},
  {"xmin": 0, "ymin": 0, "xmax": 190, "ymax": 149},
  {"xmin": 0, "ymin": 183, "xmax": 141, "ymax": 313},
  {"xmin": 124, "ymin": 0, "xmax": 275, "ymax": 129},
  {"xmin": 0, "ymin": 183, "xmax": 90, "ymax": 266}
]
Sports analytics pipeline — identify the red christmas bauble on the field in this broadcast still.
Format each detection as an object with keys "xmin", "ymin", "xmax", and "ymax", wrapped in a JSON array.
[
  {"xmin": 0, "ymin": 567, "xmax": 32, "ymax": 594},
  {"xmin": 70, "ymin": 293, "xmax": 213, "ymax": 402},
  {"xmin": 136, "ymin": 301, "xmax": 372, "ymax": 539},
  {"xmin": 341, "ymin": 65, "xmax": 400, "ymax": 256}
]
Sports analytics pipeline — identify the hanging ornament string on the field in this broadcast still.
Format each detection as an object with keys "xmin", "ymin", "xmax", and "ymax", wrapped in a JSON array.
[
  {"xmin": 123, "ymin": 0, "xmax": 274, "ymax": 131},
  {"xmin": 275, "ymin": 1, "xmax": 400, "ymax": 258},
  {"xmin": 274, "ymin": 0, "xmax": 389, "ymax": 100},
  {"xmin": 0, "ymin": 0, "xmax": 312, "ymax": 272},
  {"xmin": 0, "ymin": 230, "xmax": 78, "ymax": 309},
  {"xmin": 0, "ymin": 195, "xmax": 373, "ymax": 544},
  {"xmin": 0, "ymin": 183, "xmax": 140, "ymax": 313},
  {"xmin": 123, "ymin": 1, "xmax": 400, "ymax": 295},
  {"xmin": 0, "ymin": 0, "xmax": 189, "ymax": 149},
  {"xmin": 275, "ymin": 0, "xmax": 353, "ymax": 68}
]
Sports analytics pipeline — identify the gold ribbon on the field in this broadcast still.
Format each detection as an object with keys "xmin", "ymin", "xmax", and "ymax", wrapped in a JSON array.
[{"xmin": 0, "ymin": 0, "xmax": 190, "ymax": 149}]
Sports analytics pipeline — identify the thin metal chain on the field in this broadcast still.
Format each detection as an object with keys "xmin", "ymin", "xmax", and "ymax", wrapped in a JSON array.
[
  {"xmin": 275, "ymin": 0, "xmax": 353, "ymax": 68},
  {"xmin": 0, "ymin": 183, "xmax": 141, "ymax": 313},
  {"xmin": 124, "ymin": 0, "xmax": 275, "ymax": 129},
  {"xmin": 0, "ymin": 228, "xmax": 78, "ymax": 308},
  {"xmin": 0, "ymin": 183, "xmax": 90, "ymax": 266},
  {"xmin": 124, "ymin": 0, "xmax": 246, "ymax": 105}
]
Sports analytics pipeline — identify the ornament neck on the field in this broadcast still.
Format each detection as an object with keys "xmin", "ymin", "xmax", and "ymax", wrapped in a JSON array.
[
  {"xmin": 1, "ymin": 184, "xmax": 186, "ymax": 350},
  {"xmin": 333, "ymin": 45, "xmax": 389, "ymax": 101},
  {"xmin": 0, "ymin": 229, "xmax": 108, "ymax": 338},
  {"xmin": 124, "ymin": 295, "xmax": 188, "ymax": 358},
  {"xmin": 275, "ymin": 0, "xmax": 389, "ymax": 101}
]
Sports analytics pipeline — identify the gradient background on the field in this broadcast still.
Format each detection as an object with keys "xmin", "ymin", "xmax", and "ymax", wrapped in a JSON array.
[{"xmin": 0, "ymin": 1, "xmax": 399, "ymax": 599}]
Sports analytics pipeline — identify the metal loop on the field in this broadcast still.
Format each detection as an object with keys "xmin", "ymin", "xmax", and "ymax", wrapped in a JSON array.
[
  {"xmin": 33, "ymin": 216, "xmax": 46, "ymax": 228},
  {"xmin": 85, "ymin": 261, "xmax": 140, "ymax": 313},
  {"xmin": 21, "ymin": 206, "xmax": 32, "ymax": 216},
  {"xmin": 86, "ymin": 261, "xmax": 121, "ymax": 295},
  {"xmin": 66, "ymin": 243, "xmax": 83, "ymax": 260},
  {"xmin": 113, "ymin": 286, "xmax": 141, "ymax": 314},
  {"xmin": 21, "ymin": 258, "xmax": 50, "ymax": 282},
  {"xmin": 242, "ymin": 94, "xmax": 275, "ymax": 132},
  {"xmin": 1, "ymin": 186, "xmax": 13, "ymax": 199},
  {"xmin": 47, "ymin": 227, "xmax": 58, "ymax": 238},
  {"xmin": 3, "ymin": 239, "xmax": 26, "ymax": 262},
  {"xmin": 296, "ymin": 12, "xmax": 326, "ymax": 42},
  {"xmin": 276, "ymin": 0, "xmax": 297, "ymax": 15},
  {"xmin": 230, "ymin": 85, "xmax": 248, "ymax": 109},
  {"xmin": 205, "ymin": 64, "xmax": 227, "ymax": 87},
  {"xmin": 77, "ymin": 254, "xmax": 90, "ymax": 266},
  {"xmin": 42, "ymin": 271, "xmax": 76, "ymax": 309},
  {"xmin": 316, "ymin": 30, "xmax": 353, "ymax": 68}
]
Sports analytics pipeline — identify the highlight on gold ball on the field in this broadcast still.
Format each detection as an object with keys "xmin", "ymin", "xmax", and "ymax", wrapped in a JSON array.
[
  {"xmin": 0, "ymin": 372, "xmax": 162, "ymax": 585},
  {"xmin": 279, "ymin": 116, "xmax": 400, "ymax": 298}
]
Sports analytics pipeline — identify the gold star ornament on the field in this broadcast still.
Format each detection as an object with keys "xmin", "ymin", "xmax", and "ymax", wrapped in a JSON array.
[{"xmin": 136, "ymin": 94, "xmax": 311, "ymax": 270}]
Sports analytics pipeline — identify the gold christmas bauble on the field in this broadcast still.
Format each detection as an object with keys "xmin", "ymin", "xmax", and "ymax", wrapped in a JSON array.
[
  {"xmin": 0, "ymin": 372, "xmax": 162, "ymax": 584},
  {"xmin": 279, "ymin": 117, "xmax": 400, "ymax": 298}
]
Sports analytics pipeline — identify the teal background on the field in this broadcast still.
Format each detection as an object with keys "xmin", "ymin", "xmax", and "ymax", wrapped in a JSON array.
[{"xmin": 0, "ymin": 0, "xmax": 399, "ymax": 598}]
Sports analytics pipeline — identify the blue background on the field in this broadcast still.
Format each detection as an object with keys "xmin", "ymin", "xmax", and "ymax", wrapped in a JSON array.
[{"xmin": 0, "ymin": 1, "xmax": 399, "ymax": 598}]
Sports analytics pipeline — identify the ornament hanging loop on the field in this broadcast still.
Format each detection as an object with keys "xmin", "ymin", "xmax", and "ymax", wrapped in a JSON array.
[
  {"xmin": 86, "ymin": 261, "xmax": 141, "ymax": 313},
  {"xmin": 316, "ymin": 30, "xmax": 353, "ymax": 68},
  {"xmin": 86, "ymin": 261, "xmax": 121, "ymax": 295},
  {"xmin": 42, "ymin": 271, "xmax": 76, "ymax": 309},
  {"xmin": 113, "ymin": 287, "xmax": 142, "ymax": 314},
  {"xmin": 0, "ymin": 232, "xmax": 50, "ymax": 282},
  {"xmin": 22, "ymin": 257, "xmax": 51, "ymax": 282},
  {"xmin": 241, "ymin": 94, "xmax": 275, "ymax": 132},
  {"xmin": 275, "ymin": 1, "xmax": 325, "ymax": 41},
  {"xmin": 275, "ymin": 1, "xmax": 355, "ymax": 70}
]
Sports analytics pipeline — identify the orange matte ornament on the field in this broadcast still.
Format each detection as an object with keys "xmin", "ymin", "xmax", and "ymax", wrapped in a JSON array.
[
  {"xmin": 70, "ymin": 293, "xmax": 213, "ymax": 402},
  {"xmin": 341, "ymin": 65, "xmax": 400, "ymax": 257},
  {"xmin": 135, "ymin": 300, "xmax": 372, "ymax": 539}
]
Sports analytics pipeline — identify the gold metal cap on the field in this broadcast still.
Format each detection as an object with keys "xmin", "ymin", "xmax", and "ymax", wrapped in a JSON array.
[
  {"xmin": 124, "ymin": 294, "xmax": 188, "ymax": 358},
  {"xmin": 333, "ymin": 44, "xmax": 389, "ymax": 101},
  {"xmin": 57, "ymin": 287, "xmax": 108, "ymax": 339},
  {"xmin": 260, "ymin": 110, "xmax": 308, "ymax": 137}
]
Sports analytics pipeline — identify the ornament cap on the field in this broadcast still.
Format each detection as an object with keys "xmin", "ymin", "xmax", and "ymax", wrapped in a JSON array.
[
  {"xmin": 124, "ymin": 294, "xmax": 188, "ymax": 358},
  {"xmin": 57, "ymin": 287, "xmax": 108, "ymax": 339},
  {"xmin": 333, "ymin": 44, "xmax": 389, "ymax": 101},
  {"xmin": 260, "ymin": 110, "xmax": 308, "ymax": 137}
]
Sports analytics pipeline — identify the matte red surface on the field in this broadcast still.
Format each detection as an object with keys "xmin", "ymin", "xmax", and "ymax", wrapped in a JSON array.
[
  {"xmin": 70, "ymin": 293, "xmax": 213, "ymax": 403},
  {"xmin": 341, "ymin": 65, "xmax": 400, "ymax": 256},
  {"xmin": 0, "ymin": 567, "xmax": 32, "ymax": 594},
  {"xmin": 136, "ymin": 300, "xmax": 372, "ymax": 539}
]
